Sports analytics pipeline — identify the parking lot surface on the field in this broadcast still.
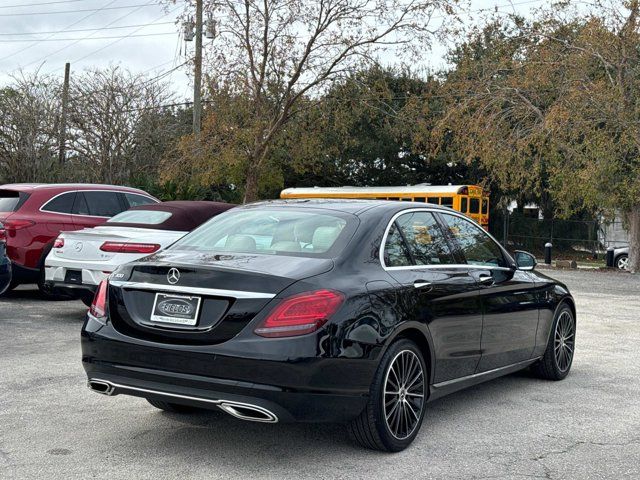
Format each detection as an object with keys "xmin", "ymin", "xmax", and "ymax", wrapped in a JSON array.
[{"xmin": 1, "ymin": 269, "xmax": 639, "ymax": 479}]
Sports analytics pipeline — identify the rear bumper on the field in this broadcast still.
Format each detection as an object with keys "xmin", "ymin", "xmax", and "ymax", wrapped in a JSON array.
[
  {"xmin": 82, "ymin": 317, "xmax": 374, "ymax": 423},
  {"xmin": 45, "ymin": 280, "xmax": 96, "ymax": 299},
  {"xmin": 45, "ymin": 264, "xmax": 109, "ymax": 287}
]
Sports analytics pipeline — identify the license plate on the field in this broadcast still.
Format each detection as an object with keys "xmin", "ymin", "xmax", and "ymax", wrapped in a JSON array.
[
  {"xmin": 150, "ymin": 293, "xmax": 201, "ymax": 326},
  {"xmin": 64, "ymin": 269, "xmax": 82, "ymax": 284}
]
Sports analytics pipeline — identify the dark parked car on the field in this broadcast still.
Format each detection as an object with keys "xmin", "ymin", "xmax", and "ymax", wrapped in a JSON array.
[
  {"xmin": 83, "ymin": 200, "xmax": 576, "ymax": 452},
  {"xmin": 0, "ymin": 223, "xmax": 11, "ymax": 295},
  {"xmin": 0, "ymin": 183, "xmax": 157, "ymax": 295}
]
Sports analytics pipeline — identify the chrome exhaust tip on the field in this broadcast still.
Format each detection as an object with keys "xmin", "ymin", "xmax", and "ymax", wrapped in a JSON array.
[
  {"xmin": 87, "ymin": 379, "xmax": 115, "ymax": 396},
  {"xmin": 218, "ymin": 402, "xmax": 278, "ymax": 423}
]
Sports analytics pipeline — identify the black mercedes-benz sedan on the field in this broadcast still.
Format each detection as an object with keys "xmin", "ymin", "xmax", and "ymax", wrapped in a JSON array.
[{"xmin": 82, "ymin": 200, "xmax": 576, "ymax": 452}]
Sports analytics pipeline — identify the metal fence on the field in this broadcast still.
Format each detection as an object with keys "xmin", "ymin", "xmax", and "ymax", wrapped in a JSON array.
[{"xmin": 489, "ymin": 212, "xmax": 629, "ymax": 255}]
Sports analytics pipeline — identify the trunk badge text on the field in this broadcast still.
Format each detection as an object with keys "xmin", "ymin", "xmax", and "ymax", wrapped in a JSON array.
[{"xmin": 167, "ymin": 268, "xmax": 181, "ymax": 284}]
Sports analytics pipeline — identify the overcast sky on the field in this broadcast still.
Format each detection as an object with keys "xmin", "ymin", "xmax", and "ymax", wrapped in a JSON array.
[{"xmin": 0, "ymin": 0, "xmax": 547, "ymax": 100}]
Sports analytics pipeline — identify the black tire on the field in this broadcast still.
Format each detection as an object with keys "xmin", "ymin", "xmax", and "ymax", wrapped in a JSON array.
[
  {"xmin": 0, "ymin": 279, "xmax": 17, "ymax": 297},
  {"xmin": 348, "ymin": 338, "xmax": 427, "ymax": 452},
  {"xmin": 531, "ymin": 304, "xmax": 575, "ymax": 381},
  {"xmin": 147, "ymin": 399, "xmax": 199, "ymax": 413}
]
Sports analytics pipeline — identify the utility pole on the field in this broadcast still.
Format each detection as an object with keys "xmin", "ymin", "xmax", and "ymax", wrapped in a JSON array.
[
  {"xmin": 193, "ymin": 0, "xmax": 203, "ymax": 138},
  {"xmin": 58, "ymin": 62, "xmax": 70, "ymax": 164}
]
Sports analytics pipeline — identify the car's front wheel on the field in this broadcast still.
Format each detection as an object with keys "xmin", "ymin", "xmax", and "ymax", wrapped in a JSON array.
[
  {"xmin": 532, "ymin": 304, "xmax": 575, "ymax": 380},
  {"xmin": 348, "ymin": 338, "xmax": 427, "ymax": 452},
  {"xmin": 616, "ymin": 254, "xmax": 629, "ymax": 270}
]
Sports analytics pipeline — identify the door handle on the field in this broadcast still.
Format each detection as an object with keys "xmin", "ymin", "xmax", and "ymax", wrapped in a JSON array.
[{"xmin": 414, "ymin": 281, "xmax": 432, "ymax": 290}]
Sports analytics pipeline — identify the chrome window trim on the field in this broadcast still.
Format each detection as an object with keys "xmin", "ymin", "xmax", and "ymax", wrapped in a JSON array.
[
  {"xmin": 39, "ymin": 189, "xmax": 158, "ymax": 218},
  {"xmin": 379, "ymin": 207, "xmax": 513, "ymax": 272},
  {"xmin": 108, "ymin": 280, "xmax": 275, "ymax": 299}
]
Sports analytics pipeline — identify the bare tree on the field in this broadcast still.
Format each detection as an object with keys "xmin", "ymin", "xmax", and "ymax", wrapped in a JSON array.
[
  {"xmin": 169, "ymin": 0, "xmax": 459, "ymax": 201},
  {"xmin": 0, "ymin": 73, "xmax": 60, "ymax": 183},
  {"xmin": 67, "ymin": 66, "xmax": 175, "ymax": 184}
]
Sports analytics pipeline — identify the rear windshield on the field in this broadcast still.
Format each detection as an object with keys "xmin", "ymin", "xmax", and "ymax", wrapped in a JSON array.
[
  {"xmin": 170, "ymin": 208, "xmax": 355, "ymax": 257},
  {"xmin": 0, "ymin": 191, "xmax": 29, "ymax": 212},
  {"xmin": 107, "ymin": 210, "xmax": 172, "ymax": 225}
]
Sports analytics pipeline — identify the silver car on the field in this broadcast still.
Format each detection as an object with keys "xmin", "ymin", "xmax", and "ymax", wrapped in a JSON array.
[{"xmin": 614, "ymin": 247, "xmax": 629, "ymax": 270}]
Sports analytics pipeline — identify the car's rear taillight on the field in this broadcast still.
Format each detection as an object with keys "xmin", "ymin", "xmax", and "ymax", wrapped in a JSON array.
[
  {"xmin": 3, "ymin": 219, "xmax": 35, "ymax": 231},
  {"xmin": 254, "ymin": 289, "xmax": 344, "ymax": 338},
  {"xmin": 0, "ymin": 227, "xmax": 5, "ymax": 243},
  {"xmin": 89, "ymin": 280, "xmax": 108, "ymax": 318},
  {"xmin": 53, "ymin": 237, "xmax": 64, "ymax": 248},
  {"xmin": 99, "ymin": 242, "xmax": 160, "ymax": 254}
]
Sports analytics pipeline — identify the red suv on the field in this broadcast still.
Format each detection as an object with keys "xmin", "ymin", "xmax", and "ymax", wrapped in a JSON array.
[{"xmin": 0, "ymin": 184, "xmax": 158, "ymax": 295}]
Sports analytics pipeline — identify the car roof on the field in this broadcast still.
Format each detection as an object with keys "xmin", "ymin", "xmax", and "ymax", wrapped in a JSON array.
[
  {"xmin": 107, "ymin": 201, "xmax": 236, "ymax": 231},
  {"xmin": 0, "ymin": 183, "xmax": 152, "ymax": 194},
  {"xmin": 245, "ymin": 198, "xmax": 450, "ymax": 215}
]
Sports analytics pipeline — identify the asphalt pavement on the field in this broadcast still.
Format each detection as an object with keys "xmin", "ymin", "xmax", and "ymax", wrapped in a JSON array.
[{"xmin": 0, "ymin": 269, "xmax": 639, "ymax": 479}]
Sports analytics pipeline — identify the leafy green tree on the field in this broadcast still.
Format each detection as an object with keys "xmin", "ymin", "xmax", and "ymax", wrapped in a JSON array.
[
  {"xmin": 166, "ymin": 0, "xmax": 460, "ymax": 202},
  {"xmin": 434, "ymin": 2, "xmax": 640, "ymax": 271}
]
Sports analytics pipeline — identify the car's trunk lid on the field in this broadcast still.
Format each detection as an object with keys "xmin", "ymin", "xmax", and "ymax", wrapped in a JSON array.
[
  {"xmin": 54, "ymin": 227, "xmax": 184, "ymax": 262},
  {"xmin": 108, "ymin": 250, "xmax": 334, "ymax": 344}
]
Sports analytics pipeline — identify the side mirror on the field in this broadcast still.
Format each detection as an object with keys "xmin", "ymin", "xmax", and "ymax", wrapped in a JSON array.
[{"xmin": 514, "ymin": 250, "xmax": 537, "ymax": 271}]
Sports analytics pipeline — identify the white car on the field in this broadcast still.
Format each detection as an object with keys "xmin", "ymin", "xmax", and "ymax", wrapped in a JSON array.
[{"xmin": 44, "ymin": 201, "xmax": 235, "ymax": 305}]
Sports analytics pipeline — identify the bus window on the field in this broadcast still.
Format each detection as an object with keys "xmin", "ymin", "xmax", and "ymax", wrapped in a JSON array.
[
  {"xmin": 388, "ymin": 197, "xmax": 400, "ymax": 201},
  {"xmin": 401, "ymin": 198, "xmax": 412, "ymax": 202},
  {"xmin": 461, "ymin": 197, "xmax": 468, "ymax": 213},
  {"xmin": 441, "ymin": 197, "xmax": 453, "ymax": 208},
  {"xmin": 427, "ymin": 197, "xmax": 439, "ymax": 205},
  {"xmin": 482, "ymin": 199, "xmax": 488, "ymax": 214},
  {"xmin": 415, "ymin": 197, "xmax": 426, "ymax": 202},
  {"xmin": 470, "ymin": 198, "xmax": 480, "ymax": 214}
]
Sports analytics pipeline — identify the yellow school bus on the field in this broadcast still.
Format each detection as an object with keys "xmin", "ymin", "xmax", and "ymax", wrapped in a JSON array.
[{"xmin": 280, "ymin": 184, "xmax": 490, "ymax": 229}]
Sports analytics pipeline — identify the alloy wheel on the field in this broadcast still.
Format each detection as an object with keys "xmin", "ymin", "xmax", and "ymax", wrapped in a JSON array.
[
  {"xmin": 554, "ymin": 311, "xmax": 575, "ymax": 372},
  {"xmin": 383, "ymin": 349, "xmax": 425, "ymax": 440},
  {"xmin": 617, "ymin": 256, "xmax": 629, "ymax": 270}
]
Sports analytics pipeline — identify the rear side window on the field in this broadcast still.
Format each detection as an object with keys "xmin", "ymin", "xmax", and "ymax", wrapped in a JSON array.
[
  {"xmin": 124, "ymin": 193, "xmax": 156, "ymax": 208},
  {"xmin": 42, "ymin": 192, "xmax": 76, "ymax": 214},
  {"xmin": 0, "ymin": 191, "xmax": 29, "ymax": 212},
  {"xmin": 72, "ymin": 193, "xmax": 90, "ymax": 215},
  {"xmin": 83, "ymin": 191, "xmax": 124, "ymax": 217},
  {"xmin": 440, "ymin": 213, "xmax": 505, "ymax": 267},
  {"xmin": 395, "ymin": 212, "xmax": 455, "ymax": 265},
  {"xmin": 384, "ymin": 224, "xmax": 412, "ymax": 267}
]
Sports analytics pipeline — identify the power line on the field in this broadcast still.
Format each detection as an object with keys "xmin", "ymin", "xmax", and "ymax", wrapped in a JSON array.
[
  {"xmin": 0, "ymin": 2, "xmax": 158, "ymax": 17},
  {"xmin": 0, "ymin": 32, "xmax": 175, "ymax": 43},
  {"xmin": 0, "ymin": 21, "xmax": 175, "ymax": 36},
  {"xmin": 0, "ymin": 0, "xmax": 120, "ymax": 63},
  {"xmin": 0, "ymin": 0, "xmax": 84, "ymax": 8},
  {"xmin": 71, "ymin": 5, "xmax": 182, "ymax": 64},
  {"xmin": 24, "ymin": 1, "xmax": 161, "ymax": 69}
]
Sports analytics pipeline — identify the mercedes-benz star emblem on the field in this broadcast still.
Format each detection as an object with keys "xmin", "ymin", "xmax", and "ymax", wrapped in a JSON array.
[{"xmin": 167, "ymin": 268, "xmax": 180, "ymax": 284}]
